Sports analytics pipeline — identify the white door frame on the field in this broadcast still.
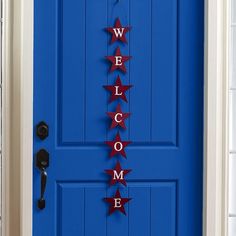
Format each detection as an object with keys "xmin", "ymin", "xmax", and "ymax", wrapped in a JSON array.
[
  {"xmin": 1, "ymin": 0, "xmax": 229, "ymax": 235},
  {"xmin": 204, "ymin": 0, "xmax": 229, "ymax": 235}
]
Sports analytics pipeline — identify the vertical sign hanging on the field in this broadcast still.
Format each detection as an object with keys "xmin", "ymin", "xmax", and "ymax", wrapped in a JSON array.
[{"xmin": 103, "ymin": 17, "xmax": 133, "ymax": 216}]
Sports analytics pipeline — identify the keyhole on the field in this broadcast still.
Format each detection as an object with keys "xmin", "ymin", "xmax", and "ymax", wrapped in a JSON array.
[{"xmin": 41, "ymin": 161, "xmax": 47, "ymax": 167}]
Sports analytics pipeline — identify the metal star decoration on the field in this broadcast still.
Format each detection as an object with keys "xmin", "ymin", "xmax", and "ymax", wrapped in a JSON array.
[
  {"xmin": 107, "ymin": 104, "xmax": 130, "ymax": 129},
  {"xmin": 105, "ymin": 132, "xmax": 131, "ymax": 158},
  {"xmin": 106, "ymin": 18, "xmax": 131, "ymax": 44},
  {"xmin": 106, "ymin": 47, "xmax": 131, "ymax": 73},
  {"xmin": 104, "ymin": 189, "xmax": 131, "ymax": 215},
  {"xmin": 103, "ymin": 76, "xmax": 133, "ymax": 103},
  {"xmin": 105, "ymin": 161, "xmax": 131, "ymax": 186}
]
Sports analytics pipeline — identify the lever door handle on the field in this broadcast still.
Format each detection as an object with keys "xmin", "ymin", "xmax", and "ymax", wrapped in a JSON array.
[
  {"xmin": 36, "ymin": 149, "xmax": 49, "ymax": 210},
  {"xmin": 38, "ymin": 168, "xmax": 47, "ymax": 209}
]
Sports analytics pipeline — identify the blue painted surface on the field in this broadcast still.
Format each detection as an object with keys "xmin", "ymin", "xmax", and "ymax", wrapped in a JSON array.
[{"xmin": 33, "ymin": 0, "xmax": 204, "ymax": 235}]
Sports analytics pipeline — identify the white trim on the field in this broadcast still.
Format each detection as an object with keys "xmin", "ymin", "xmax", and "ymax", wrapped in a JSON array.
[
  {"xmin": 2, "ymin": 0, "xmax": 33, "ymax": 235},
  {"xmin": 2, "ymin": 0, "xmax": 12, "ymax": 234},
  {"xmin": 3, "ymin": 0, "xmax": 229, "ymax": 235},
  {"xmin": 203, "ymin": 0, "xmax": 229, "ymax": 235},
  {"xmin": 20, "ymin": 0, "xmax": 33, "ymax": 235}
]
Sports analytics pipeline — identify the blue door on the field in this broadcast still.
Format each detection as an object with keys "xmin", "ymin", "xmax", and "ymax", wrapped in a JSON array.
[{"xmin": 33, "ymin": 0, "xmax": 204, "ymax": 235}]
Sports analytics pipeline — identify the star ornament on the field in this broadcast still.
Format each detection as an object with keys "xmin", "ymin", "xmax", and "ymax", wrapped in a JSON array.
[
  {"xmin": 105, "ymin": 132, "xmax": 131, "ymax": 158},
  {"xmin": 105, "ymin": 162, "xmax": 131, "ymax": 186},
  {"xmin": 104, "ymin": 189, "xmax": 131, "ymax": 215},
  {"xmin": 106, "ymin": 18, "xmax": 131, "ymax": 44},
  {"xmin": 106, "ymin": 47, "xmax": 131, "ymax": 73},
  {"xmin": 103, "ymin": 76, "xmax": 133, "ymax": 103},
  {"xmin": 107, "ymin": 104, "xmax": 130, "ymax": 129}
]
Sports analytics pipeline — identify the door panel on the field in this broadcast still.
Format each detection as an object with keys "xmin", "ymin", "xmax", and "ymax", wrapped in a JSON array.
[
  {"xmin": 57, "ymin": 0, "xmax": 178, "ymax": 145},
  {"xmin": 56, "ymin": 182, "xmax": 176, "ymax": 236},
  {"xmin": 34, "ymin": 0, "xmax": 204, "ymax": 235}
]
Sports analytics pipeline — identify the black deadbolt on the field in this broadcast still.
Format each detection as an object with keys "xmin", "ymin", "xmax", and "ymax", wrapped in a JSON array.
[{"xmin": 36, "ymin": 121, "xmax": 49, "ymax": 140}]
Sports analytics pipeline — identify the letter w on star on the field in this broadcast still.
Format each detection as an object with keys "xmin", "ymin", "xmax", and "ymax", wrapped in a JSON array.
[{"xmin": 106, "ymin": 18, "xmax": 131, "ymax": 44}]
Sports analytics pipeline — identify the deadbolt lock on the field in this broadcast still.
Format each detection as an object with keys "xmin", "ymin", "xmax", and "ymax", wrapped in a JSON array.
[{"xmin": 36, "ymin": 121, "xmax": 49, "ymax": 140}]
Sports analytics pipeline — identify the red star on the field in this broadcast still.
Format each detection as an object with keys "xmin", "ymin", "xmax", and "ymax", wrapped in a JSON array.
[
  {"xmin": 105, "ymin": 162, "xmax": 131, "ymax": 186},
  {"xmin": 107, "ymin": 104, "xmax": 130, "ymax": 129},
  {"xmin": 106, "ymin": 18, "xmax": 131, "ymax": 44},
  {"xmin": 104, "ymin": 189, "xmax": 131, "ymax": 215},
  {"xmin": 105, "ymin": 132, "xmax": 131, "ymax": 158},
  {"xmin": 103, "ymin": 76, "xmax": 133, "ymax": 103},
  {"xmin": 106, "ymin": 47, "xmax": 131, "ymax": 73}
]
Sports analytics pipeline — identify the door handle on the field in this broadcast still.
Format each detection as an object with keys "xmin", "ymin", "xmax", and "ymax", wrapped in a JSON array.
[
  {"xmin": 38, "ymin": 167, "xmax": 47, "ymax": 209},
  {"xmin": 36, "ymin": 149, "xmax": 49, "ymax": 210}
]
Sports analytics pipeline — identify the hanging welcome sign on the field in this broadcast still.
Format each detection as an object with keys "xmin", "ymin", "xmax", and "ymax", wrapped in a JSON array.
[{"xmin": 103, "ymin": 17, "xmax": 133, "ymax": 216}]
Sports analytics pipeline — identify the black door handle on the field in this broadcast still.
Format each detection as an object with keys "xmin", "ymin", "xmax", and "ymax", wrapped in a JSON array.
[
  {"xmin": 36, "ymin": 149, "xmax": 49, "ymax": 210},
  {"xmin": 38, "ymin": 168, "xmax": 47, "ymax": 209}
]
